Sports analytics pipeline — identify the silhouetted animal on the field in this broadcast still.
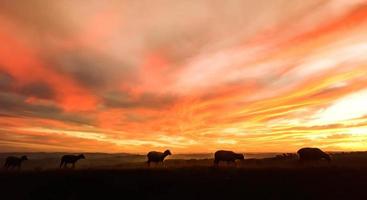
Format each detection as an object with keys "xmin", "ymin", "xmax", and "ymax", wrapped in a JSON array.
[
  {"xmin": 147, "ymin": 150, "xmax": 171, "ymax": 166},
  {"xmin": 3, "ymin": 156, "xmax": 28, "ymax": 170},
  {"xmin": 297, "ymin": 147, "xmax": 331, "ymax": 163},
  {"xmin": 214, "ymin": 150, "xmax": 244, "ymax": 166},
  {"xmin": 60, "ymin": 154, "xmax": 85, "ymax": 168}
]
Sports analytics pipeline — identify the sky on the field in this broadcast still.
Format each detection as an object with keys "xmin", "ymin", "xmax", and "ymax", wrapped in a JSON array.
[{"xmin": 1, "ymin": 0, "xmax": 367, "ymax": 153}]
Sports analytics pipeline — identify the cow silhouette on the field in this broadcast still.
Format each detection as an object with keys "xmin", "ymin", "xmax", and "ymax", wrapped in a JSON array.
[
  {"xmin": 60, "ymin": 154, "xmax": 85, "ymax": 168},
  {"xmin": 214, "ymin": 150, "xmax": 244, "ymax": 166},
  {"xmin": 297, "ymin": 147, "xmax": 331, "ymax": 163},
  {"xmin": 3, "ymin": 156, "xmax": 28, "ymax": 170},
  {"xmin": 147, "ymin": 150, "xmax": 171, "ymax": 167}
]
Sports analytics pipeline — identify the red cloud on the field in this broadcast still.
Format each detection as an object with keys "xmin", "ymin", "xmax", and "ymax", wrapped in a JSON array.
[{"xmin": 0, "ymin": 18, "xmax": 99, "ymax": 112}]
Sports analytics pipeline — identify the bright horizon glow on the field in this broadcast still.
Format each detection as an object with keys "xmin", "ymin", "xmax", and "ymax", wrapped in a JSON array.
[{"xmin": 1, "ymin": 0, "xmax": 367, "ymax": 153}]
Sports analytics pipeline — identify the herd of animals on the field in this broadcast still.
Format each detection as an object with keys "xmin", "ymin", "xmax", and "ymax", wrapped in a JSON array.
[{"xmin": 2, "ymin": 147, "xmax": 331, "ymax": 170}]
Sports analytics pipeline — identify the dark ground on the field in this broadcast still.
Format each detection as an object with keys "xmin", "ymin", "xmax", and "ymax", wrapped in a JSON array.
[
  {"xmin": 1, "ymin": 152, "xmax": 367, "ymax": 200},
  {"xmin": 1, "ymin": 167, "xmax": 367, "ymax": 200}
]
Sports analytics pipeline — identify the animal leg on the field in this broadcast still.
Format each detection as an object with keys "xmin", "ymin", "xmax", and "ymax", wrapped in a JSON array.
[
  {"xmin": 213, "ymin": 160, "xmax": 219, "ymax": 167},
  {"xmin": 3, "ymin": 162, "xmax": 8, "ymax": 169}
]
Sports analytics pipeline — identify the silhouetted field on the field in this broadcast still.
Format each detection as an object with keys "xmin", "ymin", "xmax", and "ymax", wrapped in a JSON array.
[{"xmin": 1, "ymin": 152, "xmax": 367, "ymax": 199}]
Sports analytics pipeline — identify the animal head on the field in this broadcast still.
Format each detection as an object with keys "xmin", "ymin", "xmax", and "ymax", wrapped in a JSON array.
[
  {"xmin": 236, "ymin": 153, "xmax": 245, "ymax": 160},
  {"xmin": 164, "ymin": 150, "xmax": 172, "ymax": 155},
  {"xmin": 79, "ymin": 154, "xmax": 86, "ymax": 159},
  {"xmin": 21, "ymin": 155, "xmax": 28, "ymax": 160},
  {"xmin": 324, "ymin": 153, "xmax": 331, "ymax": 162}
]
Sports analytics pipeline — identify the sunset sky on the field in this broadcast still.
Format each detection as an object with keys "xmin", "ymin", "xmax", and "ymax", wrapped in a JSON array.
[{"xmin": 1, "ymin": 0, "xmax": 367, "ymax": 153}]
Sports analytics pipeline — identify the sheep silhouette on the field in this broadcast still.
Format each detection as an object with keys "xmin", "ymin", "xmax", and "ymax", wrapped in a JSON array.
[
  {"xmin": 297, "ymin": 147, "xmax": 331, "ymax": 163},
  {"xmin": 214, "ymin": 150, "xmax": 244, "ymax": 166},
  {"xmin": 147, "ymin": 150, "xmax": 171, "ymax": 167},
  {"xmin": 60, "ymin": 154, "xmax": 85, "ymax": 168},
  {"xmin": 3, "ymin": 155, "xmax": 28, "ymax": 170}
]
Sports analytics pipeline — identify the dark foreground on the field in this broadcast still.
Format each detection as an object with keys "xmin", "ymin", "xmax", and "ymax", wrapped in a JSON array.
[{"xmin": 1, "ymin": 166, "xmax": 367, "ymax": 200}]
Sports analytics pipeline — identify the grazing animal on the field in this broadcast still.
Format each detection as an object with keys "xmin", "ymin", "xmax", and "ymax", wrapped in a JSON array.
[
  {"xmin": 147, "ymin": 150, "xmax": 172, "ymax": 166},
  {"xmin": 60, "ymin": 154, "xmax": 85, "ymax": 168},
  {"xmin": 297, "ymin": 147, "xmax": 331, "ymax": 163},
  {"xmin": 214, "ymin": 150, "xmax": 244, "ymax": 166},
  {"xmin": 3, "ymin": 156, "xmax": 28, "ymax": 170}
]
